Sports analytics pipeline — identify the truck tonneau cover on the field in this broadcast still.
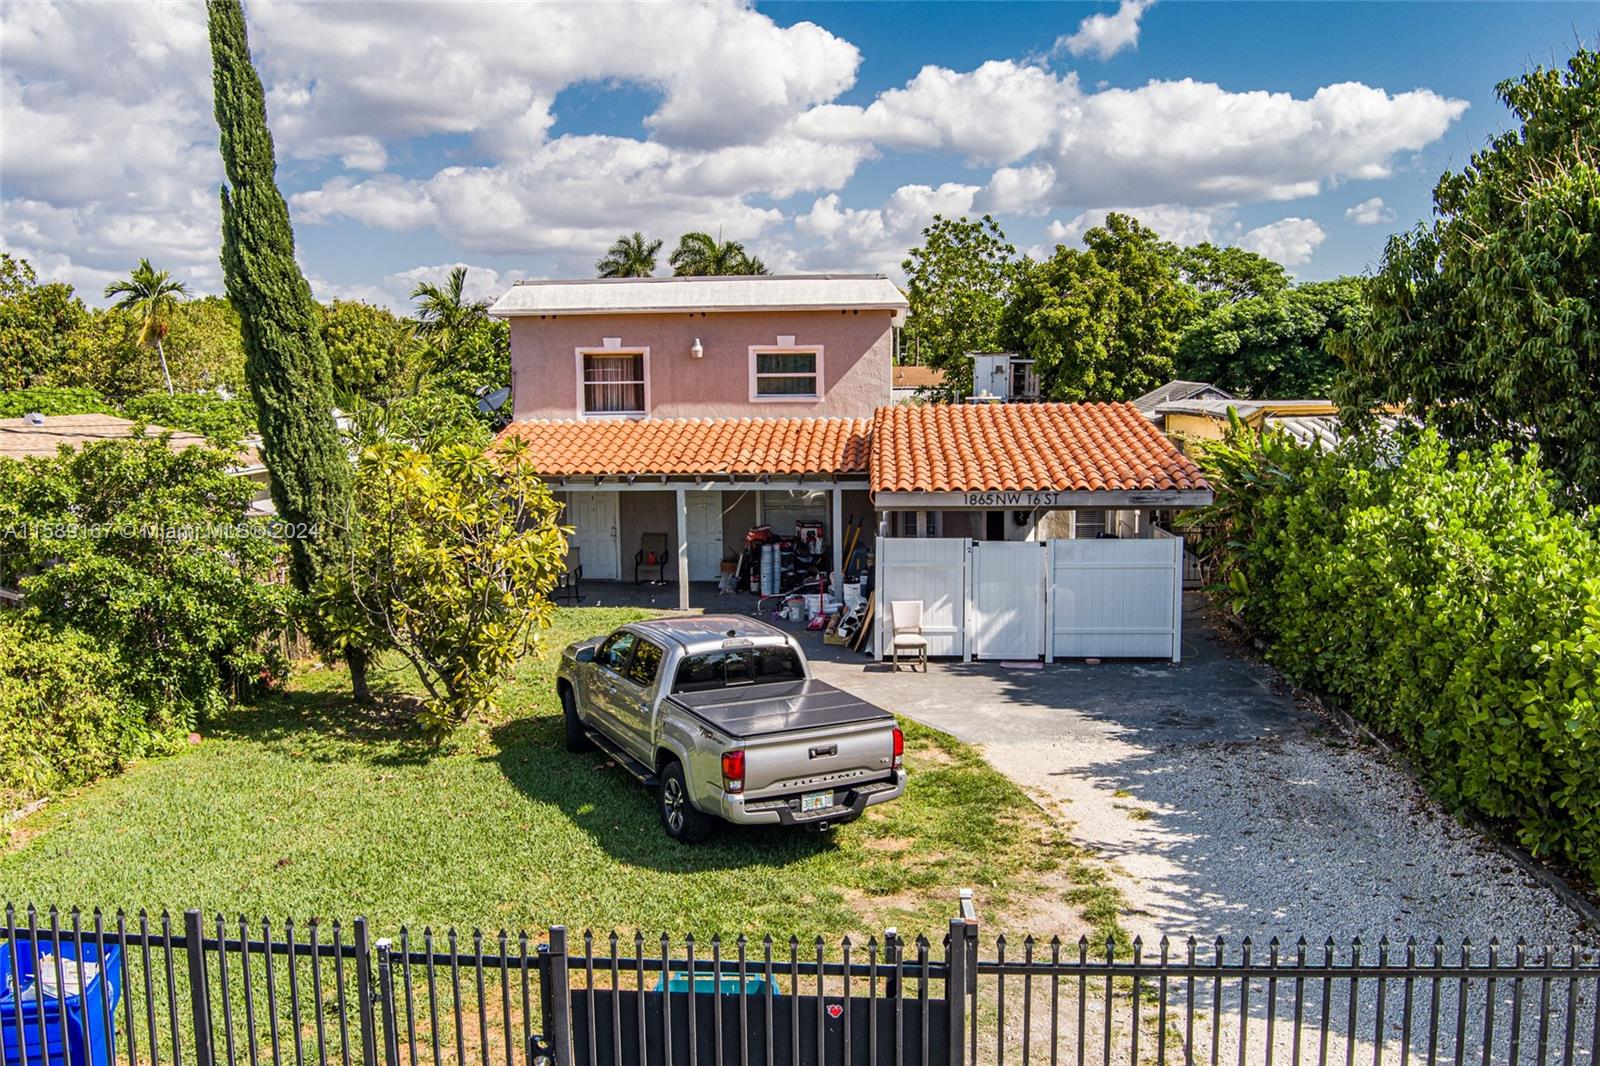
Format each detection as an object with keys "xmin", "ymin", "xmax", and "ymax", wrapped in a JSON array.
[{"xmin": 667, "ymin": 680, "xmax": 892, "ymax": 740}]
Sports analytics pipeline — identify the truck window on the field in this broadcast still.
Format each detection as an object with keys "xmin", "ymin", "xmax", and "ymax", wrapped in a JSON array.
[
  {"xmin": 625, "ymin": 638, "xmax": 664, "ymax": 687},
  {"xmin": 672, "ymin": 646, "xmax": 805, "ymax": 693},
  {"xmin": 596, "ymin": 631, "xmax": 637, "ymax": 674}
]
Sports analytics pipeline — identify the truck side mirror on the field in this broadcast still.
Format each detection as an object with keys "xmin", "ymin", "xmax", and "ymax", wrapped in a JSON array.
[{"xmin": 575, "ymin": 647, "xmax": 596, "ymax": 664}]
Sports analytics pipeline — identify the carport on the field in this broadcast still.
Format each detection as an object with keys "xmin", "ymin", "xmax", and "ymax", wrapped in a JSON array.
[{"xmin": 867, "ymin": 403, "xmax": 1212, "ymax": 662}]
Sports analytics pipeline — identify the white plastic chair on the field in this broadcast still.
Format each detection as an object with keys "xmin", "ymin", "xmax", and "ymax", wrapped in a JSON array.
[{"xmin": 890, "ymin": 600, "xmax": 928, "ymax": 672}]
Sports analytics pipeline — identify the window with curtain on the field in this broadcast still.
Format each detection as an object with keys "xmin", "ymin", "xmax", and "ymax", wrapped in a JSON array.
[
  {"xmin": 751, "ymin": 349, "xmax": 820, "ymax": 399},
  {"xmin": 582, "ymin": 353, "xmax": 646, "ymax": 415}
]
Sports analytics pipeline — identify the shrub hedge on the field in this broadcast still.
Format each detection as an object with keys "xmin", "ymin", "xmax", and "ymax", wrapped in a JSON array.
[
  {"xmin": 1190, "ymin": 425, "xmax": 1600, "ymax": 880},
  {"xmin": 0, "ymin": 619, "xmax": 173, "ymax": 812}
]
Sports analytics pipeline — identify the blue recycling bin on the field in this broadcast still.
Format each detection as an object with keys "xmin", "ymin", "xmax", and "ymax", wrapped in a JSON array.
[{"xmin": 0, "ymin": 935, "xmax": 121, "ymax": 1066}]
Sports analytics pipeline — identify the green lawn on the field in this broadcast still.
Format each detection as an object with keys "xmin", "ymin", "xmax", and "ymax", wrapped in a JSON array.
[{"xmin": 1, "ymin": 607, "xmax": 1100, "ymax": 940}]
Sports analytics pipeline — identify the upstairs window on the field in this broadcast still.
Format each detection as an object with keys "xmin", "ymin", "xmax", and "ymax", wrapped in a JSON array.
[
  {"xmin": 749, "ymin": 347, "xmax": 822, "ymax": 402},
  {"xmin": 581, "ymin": 351, "xmax": 646, "ymax": 416}
]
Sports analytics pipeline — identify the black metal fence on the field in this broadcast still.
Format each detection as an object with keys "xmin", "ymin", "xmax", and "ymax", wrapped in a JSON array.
[{"xmin": 4, "ymin": 900, "xmax": 1598, "ymax": 1066}]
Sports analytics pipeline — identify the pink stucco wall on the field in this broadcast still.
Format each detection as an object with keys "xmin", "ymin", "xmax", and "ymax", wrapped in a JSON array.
[{"xmin": 508, "ymin": 309, "xmax": 894, "ymax": 422}]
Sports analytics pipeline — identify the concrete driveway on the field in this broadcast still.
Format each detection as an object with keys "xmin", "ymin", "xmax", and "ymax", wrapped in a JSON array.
[{"xmin": 809, "ymin": 595, "xmax": 1592, "ymax": 947}]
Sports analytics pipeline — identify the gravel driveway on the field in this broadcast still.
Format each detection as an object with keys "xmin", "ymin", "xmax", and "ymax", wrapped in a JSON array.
[
  {"xmin": 807, "ymin": 596, "xmax": 1600, "ymax": 1061},
  {"xmin": 809, "ymin": 595, "xmax": 1593, "ymax": 948}
]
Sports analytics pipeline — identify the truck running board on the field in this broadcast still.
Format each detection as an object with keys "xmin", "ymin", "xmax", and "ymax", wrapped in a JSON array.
[{"xmin": 585, "ymin": 730, "xmax": 659, "ymax": 787}]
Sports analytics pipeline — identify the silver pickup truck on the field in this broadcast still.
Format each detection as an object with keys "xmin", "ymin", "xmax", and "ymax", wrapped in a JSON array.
[{"xmin": 555, "ymin": 615, "xmax": 906, "ymax": 842}]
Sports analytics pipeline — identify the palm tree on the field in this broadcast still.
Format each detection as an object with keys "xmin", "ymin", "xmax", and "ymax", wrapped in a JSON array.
[
  {"xmin": 669, "ymin": 231, "xmax": 773, "ymax": 276},
  {"xmin": 596, "ymin": 232, "xmax": 662, "ymax": 278},
  {"xmin": 410, "ymin": 266, "xmax": 489, "ymax": 354},
  {"xmin": 103, "ymin": 258, "xmax": 190, "ymax": 394}
]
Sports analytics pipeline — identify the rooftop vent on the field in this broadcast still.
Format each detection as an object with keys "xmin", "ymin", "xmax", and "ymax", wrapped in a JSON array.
[{"xmin": 23, "ymin": 412, "xmax": 44, "ymax": 426}]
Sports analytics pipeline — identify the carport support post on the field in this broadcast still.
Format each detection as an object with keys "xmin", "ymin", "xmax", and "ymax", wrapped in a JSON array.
[
  {"xmin": 675, "ymin": 486, "xmax": 690, "ymax": 611},
  {"xmin": 831, "ymin": 486, "xmax": 844, "ymax": 586}
]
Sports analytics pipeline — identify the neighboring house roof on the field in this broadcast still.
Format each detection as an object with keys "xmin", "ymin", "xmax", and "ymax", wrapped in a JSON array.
[
  {"xmin": 891, "ymin": 365, "xmax": 946, "ymax": 390},
  {"xmin": 869, "ymin": 402, "xmax": 1209, "ymax": 495},
  {"xmin": 1131, "ymin": 380, "xmax": 1233, "ymax": 414},
  {"xmin": 497, "ymin": 416, "xmax": 872, "ymax": 479},
  {"xmin": 489, "ymin": 274, "xmax": 909, "ymax": 324},
  {"xmin": 1153, "ymin": 397, "xmax": 1336, "ymax": 419},
  {"xmin": 0, "ymin": 413, "xmax": 209, "ymax": 460}
]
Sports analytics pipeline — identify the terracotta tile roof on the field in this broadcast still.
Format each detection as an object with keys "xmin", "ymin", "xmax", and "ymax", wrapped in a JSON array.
[
  {"xmin": 891, "ymin": 364, "xmax": 946, "ymax": 390},
  {"xmin": 870, "ymin": 402, "xmax": 1209, "ymax": 494},
  {"xmin": 496, "ymin": 416, "xmax": 871, "ymax": 478}
]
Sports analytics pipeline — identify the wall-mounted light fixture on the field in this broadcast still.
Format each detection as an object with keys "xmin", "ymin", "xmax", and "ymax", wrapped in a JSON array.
[{"xmin": 690, "ymin": 338, "xmax": 704, "ymax": 358}]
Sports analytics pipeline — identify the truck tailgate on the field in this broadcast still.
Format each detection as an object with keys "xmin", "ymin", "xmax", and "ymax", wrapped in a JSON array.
[{"xmin": 667, "ymin": 680, "xmax": 897, "ymax": 799}]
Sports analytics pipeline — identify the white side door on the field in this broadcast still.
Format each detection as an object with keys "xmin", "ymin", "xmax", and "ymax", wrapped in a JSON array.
[
  {"xmin": 970, "ymin": 541, "xmax": 1045, "ymax": 660},
  {"xmin": 684, "ymin": 493, "xmax": 723, "ymax": 582},
  {"xmin": 566, "ymin": 491, "xmax": 619, "ymax": 580}
]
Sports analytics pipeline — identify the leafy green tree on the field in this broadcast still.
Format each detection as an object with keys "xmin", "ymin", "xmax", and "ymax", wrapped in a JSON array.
[
  {"xmin": 160, "ymin": 296, "xmax": 248, "ymax": 394},
  {"xmin": 597, "ymin": 232, "xmax": 662, "ymax": 278},
  {"xmin": 208, "ymin": 0, "xmax": 362, "ymax": 690},
  {"xmin": 1002, "ymin": 213, "xmax": 1196, "ymax": 401},
  {"xmin": 669, "ymin": 231, "xmax": 770, "ymax": 276},
  {"xmin": 124, "ymin": 391, "xmax": 257, "ymax": 443},
  {"xmin": 321, "ymin": 299, "xmax": 417, "ymax": 400},
  {"xmin": 319, "ymin": 436, "xmax": 565, "ymax": 737},
  {"xmin": 1177, "ymin": 277, "xmax": 1365, "ymax": 398},
  {"xmin": 1177, "ymin": 243, "xmax": 1289, "ymax": 310},
  {"xmin": 103, "ymin": 258, "xmax": 191, "ymax": 396},
  {"xmin": 341, "ymin": 386, "xmax": 490, "ymax": 456},
  {"xmin": 1335, "ymin": 49, "xmax": 1600, "ymax": 505},
  {"xmin": 0, "ymin": 387, "xmax": 113, "ymax": 418},
  {"xmin": 411, "ymin": 267, "xmax": 489, "ymax": 357},
  {"xmin": 0, "ymin": 435, "xmax": 290, "ymax": 728},
  {"xmin": 901, "ymin": 214, "xmax": 1016, "ymax": 399},
  {"xmin": 0, "ymin": 254, "xmax": 89, "ymax": 390}
]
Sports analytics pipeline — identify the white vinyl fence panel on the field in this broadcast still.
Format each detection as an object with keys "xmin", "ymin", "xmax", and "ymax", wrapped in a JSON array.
[
  {"xmin": 1048, "ymin": 537, "xmax": 1183, "ymax": 661},
  {"xmin": 969, "ymin": 541, "xmax": 1046, "ymax": 660},
  {"xmin": 876, "ymin": 533, "xmax": 1184, "ymax": 662},
  {"xmin": 876, "ymin": 537, "xmax": 968, "ymax": 658}
]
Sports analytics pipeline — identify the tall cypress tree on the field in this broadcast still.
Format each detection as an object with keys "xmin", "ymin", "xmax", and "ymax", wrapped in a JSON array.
[{"xmin": 207, "ymin": 0, "xmax": 370, "ymax": 698}]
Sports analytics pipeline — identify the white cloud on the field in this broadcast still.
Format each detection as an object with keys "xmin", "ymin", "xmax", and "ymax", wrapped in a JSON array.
[
  {"xmin": 795, "ymin": 184, "xmax": 980, "ymax": 275},
  {"xmin": 1048, "ymin": 79, "xmax": 1467, "ymax": 207},
  {"xmin": 1236, "ymin": 217, "xmax": 1327, "ymax": 265},
  {"xmin": 311, "ymin": 263, "xmax": 531, "ymax": 314},
  {"xmin": 246, "ymin": 1, "xmax": 861, "ymax": 156},
  {"xmin": 1056, "ymin": 0, "xmax": 1155, "ymax": 61},
  {"xmin": 293, "ymin": 135, "xmax": 803, "ymax": 257},
  {"xmin": 1046, "ymin": 204, "xmax": 1234, "ymax": 247},
  {"xmin": 1345, "ymin": 195, "xmax": 1397, "ymax": 225},
  {"xmin": 1, "ymin": 0, "xmax": 1468, "ymax": 297},
  {"xmin": 799, "ymin": 61, "xmax": 1466, "ymax": 209},
  {"xmin": 796, "ymin": 60, "xmax": 1073, "ymax": 164},
  {"xmin": 980, "ymin": 164, "xmax": 1058, "ymax": 215}
]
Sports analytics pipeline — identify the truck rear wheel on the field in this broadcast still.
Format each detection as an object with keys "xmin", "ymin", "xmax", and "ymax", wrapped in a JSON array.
[
  {"xmin": 658, "ymin": 760, "xmax": 716, "ymax": 843},
  {"xmin": 561, "ymin": 687, "xmax": 591, "ymax": 753}
]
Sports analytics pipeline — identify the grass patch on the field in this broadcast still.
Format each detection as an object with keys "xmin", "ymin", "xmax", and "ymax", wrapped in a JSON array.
[{"xmin": 1, "ymin": 608, "xmax": 1089, "ymax": 939}]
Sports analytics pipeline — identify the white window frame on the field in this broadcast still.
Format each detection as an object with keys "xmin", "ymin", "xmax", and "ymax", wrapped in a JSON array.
[
  {"xmin": 895, "ymin": 510, "xmax": 941, "ymax": 538},
  {"xmin": 575, "ymin": 346, "xmax": 650, "ymax": 420},
  {"xmin": 748, "ymin": 344, "xmax": 824, "ymax": 403}
]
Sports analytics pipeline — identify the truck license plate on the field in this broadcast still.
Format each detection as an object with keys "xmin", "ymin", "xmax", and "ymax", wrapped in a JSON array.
[{"xmin": 800, "ymin": 790, "xmax": 833, "ymax": 813}]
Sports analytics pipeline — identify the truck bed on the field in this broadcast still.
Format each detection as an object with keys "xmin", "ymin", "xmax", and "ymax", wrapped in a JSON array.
[{"xmin": 666, "ymin": 679, "xmax": 891, "ymax": 740}]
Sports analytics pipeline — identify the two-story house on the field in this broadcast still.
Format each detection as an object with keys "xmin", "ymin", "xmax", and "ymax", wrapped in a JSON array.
[{"xmin": 490, "ymin": 274, "xmax": 1211, "ymax": 619}]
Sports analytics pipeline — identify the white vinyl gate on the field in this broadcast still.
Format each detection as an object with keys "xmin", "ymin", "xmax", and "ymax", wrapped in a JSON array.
[
  {"xmin": 877, "ymin": 535, "xmax": 1184, "ymax": 662},
  {"xmin": 969, "ymin": 541, "xmax": 1045, "ymax": 659}
]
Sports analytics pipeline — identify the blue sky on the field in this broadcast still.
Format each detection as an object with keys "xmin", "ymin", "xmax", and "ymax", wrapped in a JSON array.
[{"xmin": 2, "ymin": 1, "xmax": 1594, "ymax": 310}]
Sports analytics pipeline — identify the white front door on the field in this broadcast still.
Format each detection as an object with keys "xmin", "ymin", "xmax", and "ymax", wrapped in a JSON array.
[
  {"xmin": 685, "ymin": 493, "xmax": 722, "ymax": 582},
  {"xmin": 566, "ymin": 491, "xmax": 619, "ymax": 580}
]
